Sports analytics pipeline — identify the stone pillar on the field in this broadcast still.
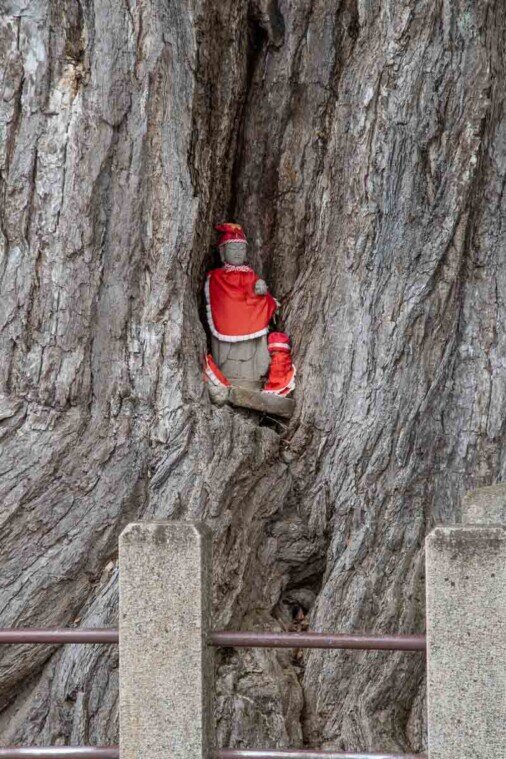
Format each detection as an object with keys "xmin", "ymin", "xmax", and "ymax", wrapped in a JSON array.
[
  {"xmin": 119, "ymin": 522, "xmax": 213, "ymax": 759},
  {"xmin": 426, "ymin": 486, "xmax": 506, "ymax": 759}
]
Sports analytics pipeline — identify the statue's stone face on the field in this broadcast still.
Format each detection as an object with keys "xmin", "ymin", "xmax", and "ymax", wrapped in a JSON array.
[{"xmin": 222, "ymin": 241, "xmax": 247, "ymax": 266}]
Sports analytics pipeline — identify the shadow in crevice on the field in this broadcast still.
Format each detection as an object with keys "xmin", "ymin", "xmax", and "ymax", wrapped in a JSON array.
[{"xmin": 226, "ymin": 11, "xmax": 269, "ymax": 228}]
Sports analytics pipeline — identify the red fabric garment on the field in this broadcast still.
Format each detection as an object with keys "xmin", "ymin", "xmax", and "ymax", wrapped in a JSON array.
[
  {"xmin": 263, "ymin": 332, "xmax": 296, "ymax": 396},
  {"xmin": 206, "ymin": 266, "xmax": 277, "ymax": 342},
  {"xmin": 215, "ymin": 222, "xmax": 247, "ymax": 247},
  {"xmin": 203, "ymin": 354, "xmax": 230, "ymax": 387}
]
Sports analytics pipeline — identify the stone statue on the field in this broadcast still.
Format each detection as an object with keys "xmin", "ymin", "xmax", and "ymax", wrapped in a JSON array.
[
  {"xmin": 204, "ymin": 223, "xmax": 296, "ymax": 410},
  {"xmin": 205, "ymin": 223, "xmax": 277, "ymax": 390}
]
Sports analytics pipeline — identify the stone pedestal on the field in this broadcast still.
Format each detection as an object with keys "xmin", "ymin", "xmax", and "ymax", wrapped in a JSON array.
[
  {"xmin": 119, "ymin": 522, "xmax": 213, "ymax": 759},
  {"xmin": 425, "ymin": 488, "xmax": 506, "ymax": 759},
  {"xmin": 228, "ymin": 386, "xmax": 295, "ymax": 418}
]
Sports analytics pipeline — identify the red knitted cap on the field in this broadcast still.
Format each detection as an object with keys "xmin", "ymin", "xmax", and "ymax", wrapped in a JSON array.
[{"xmin": 215, "ymin": 223, "xmax": 247, "ymax": 247}]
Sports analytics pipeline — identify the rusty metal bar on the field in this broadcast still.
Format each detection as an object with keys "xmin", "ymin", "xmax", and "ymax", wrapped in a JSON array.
[
  {"xmin": 0, "ymin": 630, "xmax": 118, "ymax": 645},
  {"xmin": 0, "ymin": 750, "xmax": 119, "ymax": 758},
  {"xmin": 0, "ymin": 751, "xmax": 426, "ymax": 759},
  {"xmin": 0, "ymin": 629, "xmax": 425, "ymax": 651},
  {"xmin": 0, "ymin": 750, "xmax": 425, "ymax": 759},
  {"xmin": 217, "ymin": 752, "xmax": 426, "ymax": 759},
  {"xmin": 209, "ymin": 631, "xmax": 426, "ymax": 651}
]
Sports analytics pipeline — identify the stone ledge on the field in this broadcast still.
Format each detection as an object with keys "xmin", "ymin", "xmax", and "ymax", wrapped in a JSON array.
[{"xmin": 228, "ymin": 387, "xmax": 294, "ymax": 418}]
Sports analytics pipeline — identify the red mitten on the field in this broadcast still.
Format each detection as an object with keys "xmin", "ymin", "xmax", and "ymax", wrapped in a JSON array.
[{"xmin": 263, "ymin": 332, "xmax": 296, "ymax": 396}]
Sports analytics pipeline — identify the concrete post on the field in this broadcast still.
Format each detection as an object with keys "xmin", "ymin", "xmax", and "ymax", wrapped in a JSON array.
[
  {"xmin": 426, "ymin": 486, "xmax": 506, "ymax": 759},
  {"xmin": 119, "ymin": 522, "xmax": 213, "ymax": 759}
]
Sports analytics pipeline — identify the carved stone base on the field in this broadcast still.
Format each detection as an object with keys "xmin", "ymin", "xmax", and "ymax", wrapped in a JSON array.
[
  {"xmin": 207, "ymin": 384, "xmax": 294, "ymax": 419},
  {"xmin": 229, "ymin": 387, "xmax": 294, "ymax": 418}
]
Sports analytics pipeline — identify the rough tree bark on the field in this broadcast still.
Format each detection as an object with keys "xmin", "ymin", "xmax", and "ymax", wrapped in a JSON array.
[{"xmin": 0, "ymin": 0, "xmax": 504, "ymax": 753}]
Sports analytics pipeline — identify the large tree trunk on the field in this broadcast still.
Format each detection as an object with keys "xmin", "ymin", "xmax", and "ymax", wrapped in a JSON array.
[{"xmin": 0, "ymin": 0, "xmax": 504, "ymax": 752}]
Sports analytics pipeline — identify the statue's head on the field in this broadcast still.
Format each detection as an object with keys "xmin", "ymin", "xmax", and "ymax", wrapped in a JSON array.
[
  {"xmin": 221, "ymin": 240, "xmax": 247, "ymax": 266},
  {"xmin": 215, "ymin": 222, "xmax": 248, "ymax": 266}
]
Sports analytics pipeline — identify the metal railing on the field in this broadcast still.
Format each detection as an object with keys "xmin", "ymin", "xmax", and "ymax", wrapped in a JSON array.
[
  {"xmin": 209, "ymin": 631, "xmax": 426, "ymax": 651},
  {"xmin": 0, "ymin": 751, "xmax": 118, "ymax": 758},
  {"xmin": 0, "ymin": 630, "xmax": 118, "ymax": 644},
  {"xmin": 0, "ymin": 752, "xmax": 426, "ymax": 759},
  {"xmin": 0, "ymin": 628, "xmax": 425, "ymax": 758},
  {"xmin": 217, "ymin": 752, "xmax": 426, "ymax": 758},
  {"xmin": 0, "ymin": 629, "xmax": 425, "ymax": 651}
]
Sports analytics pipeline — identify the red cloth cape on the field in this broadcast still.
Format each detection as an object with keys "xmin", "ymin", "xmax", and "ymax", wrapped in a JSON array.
[{"xmin": 206, "ymin": 267, "xmax": 277, "ymax": 342}]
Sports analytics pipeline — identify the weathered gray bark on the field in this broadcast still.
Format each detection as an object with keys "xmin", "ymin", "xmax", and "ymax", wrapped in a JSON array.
[{"xmin": 0, "ymin": 0, "xmax": 504, "ymax": 753}]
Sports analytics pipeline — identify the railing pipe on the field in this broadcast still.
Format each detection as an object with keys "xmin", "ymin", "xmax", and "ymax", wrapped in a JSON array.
[
  {"xmin": 0, "ymin": 630, "xmax": 118, "ymax": 645},
  {"xmin": 217, "ymin": 752, "xmax": 426, "ymax": 758},
  {"xmin": 0, "ymin": 751, "xmax": 426, "ymax": 759},
  {"xmin": 0, "ymin": 630, "xmax": 425, "ymax": 651},
  {"xmin": 209, "ymin": 632, "xmax": 426, "ymax": 651},
  {"xmin": 0, "ymin": 750, "xmax": 119, "ymax": 758}
]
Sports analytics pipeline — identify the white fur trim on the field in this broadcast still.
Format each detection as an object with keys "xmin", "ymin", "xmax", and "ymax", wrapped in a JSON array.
[
  {"xmin": 223, "ymin": 263, "xmax": 253, "ymax": 272},
  {"xmin": 268, "ymin": 342, "xmax": 290, "ymax": 350},
  {"xmin": 219, "ymin": 239, "xmax": 248, "ymax": 247},
  {"xmin": 205, "ymin": 276, "xmax": 271, "ymax": 343},
  {"xmin": 204, "ymin": 363, "xmax": 229, "ymax": 388}
]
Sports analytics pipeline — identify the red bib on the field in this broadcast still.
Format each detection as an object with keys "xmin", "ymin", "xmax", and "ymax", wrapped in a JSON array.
[{"xmin": 206, "ymin": 266, "xmax": 277, "ymax": 342}]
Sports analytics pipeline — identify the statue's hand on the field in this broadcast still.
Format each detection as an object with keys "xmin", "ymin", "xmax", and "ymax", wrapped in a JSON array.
[{"xmin": 255, "ymin": 279, "xmax": 268, "ymax": 295}]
